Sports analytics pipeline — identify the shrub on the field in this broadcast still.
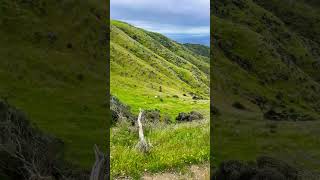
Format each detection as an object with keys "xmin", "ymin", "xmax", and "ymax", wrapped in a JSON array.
[
  {"xmin": 77, "ymin": 73, "xmax": 84, "ymax": 81},
  {"xmin": 189, "ymin": 111, "xmax": 203, "ymax": 120},
  {"xmin": 232, "ymin": 101, "xmax": 246, "ymax": 110},
  {"xmin": 143, "ymin": 109, "xmax": 160, "ymax": 123},
  {"xmin": 172, "ymin": 95, "xmax": 179, "ymax": 98},
  {"xmin": 214, "ymin": 156, "xmax": 298, "ymax": 180},
  {"xmin": 192, "ymin": 95, "xmax": 203, "ymax": 100},
  {"xmin": 263, "ymin": 109, "xmax": 285, "ymax": 121},
  {"xmin": 176, "ymin": 112, "xmax": 190, "ymax": 122},
  {"xmin": 175, "ymin": 111, "xmax": 203, "ymax": 122},
  {"xmin": 162, "ymin": 114, "xmax": 172, "ymax": 123},
  {"xmin": 211, "ymin": 106, "xmax": 221, "ymax": 116},
  {"xmin": 67, "ymin": 42, "xmax": 73, "ymax": 49},
  {"xmin": 110, "ymin": 95, "xmax": 135, "ymax": 124}
]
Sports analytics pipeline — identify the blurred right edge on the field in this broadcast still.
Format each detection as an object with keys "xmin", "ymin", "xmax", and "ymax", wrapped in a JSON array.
[{"xmin": 210, "ymin": 0, "xmax": 320, "ymax": 179}]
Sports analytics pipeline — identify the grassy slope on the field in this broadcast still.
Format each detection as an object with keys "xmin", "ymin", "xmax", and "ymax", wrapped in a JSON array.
[
  {"xmin": 0, "ymin": 0, "xmax": 107, "ymax": 168},
  {"xmin": 184, "ymin": 43, "xmax": 210, "ymax": 58},
  {"xmin": 110, "ymin": 20, "xmax": 209, "ymax": 118},
  {"xmin": 212, "ymin": 0, "xmax": 320, "ymax": 174},
  {"xmin": 110, "ymin": 20, "xmax": 210, "ymax": 178},
  {"xmin": 111, "ymin": 115, "xmax": 209, "ymax": 179}
]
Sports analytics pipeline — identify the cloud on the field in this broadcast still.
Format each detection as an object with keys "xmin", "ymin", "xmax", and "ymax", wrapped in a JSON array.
[
  {"xmin": 123, "ymin": 20, "xmax": 209, "ymax": 35},
  {"xmin": 111, "ymin": 0, "xmax": 210, "ymax": 36}
]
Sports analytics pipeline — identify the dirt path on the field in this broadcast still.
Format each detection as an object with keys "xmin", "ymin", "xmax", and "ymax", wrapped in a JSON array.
[{"xmin": 142, "ymin": 164, "xmax": 209, "ymax": 180}]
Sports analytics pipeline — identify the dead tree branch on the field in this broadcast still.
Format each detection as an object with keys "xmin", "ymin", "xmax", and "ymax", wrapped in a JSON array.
[
  {"xmin": 90, "ymin": 144, "xmax": 106, "ymax": 180},
  {"xmin": 136, "ymin": 109, "xmax": 151, "ymax": 153}
]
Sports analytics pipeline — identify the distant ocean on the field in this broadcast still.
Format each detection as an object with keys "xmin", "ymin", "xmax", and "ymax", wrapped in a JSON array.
[{"xmin": 164, "ymin": 34, "xmax": 210, "ymax": 47}]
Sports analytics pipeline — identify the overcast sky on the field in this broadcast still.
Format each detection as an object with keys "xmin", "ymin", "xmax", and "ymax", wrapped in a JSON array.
[{"xmin": 111, "ymin": 0, "xmax": 210, "ymax": 46}]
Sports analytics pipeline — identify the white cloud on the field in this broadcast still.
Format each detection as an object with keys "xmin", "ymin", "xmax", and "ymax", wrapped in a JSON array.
[
  {"xmin": 124, "ymin": 20, "xmax": 209, "ymax": 35},
  {"xmin": 111, "ymin": 0, "xmax": 210, "ymax": 44},
  {"xmin": 111, "ymin": 0, "xmax": 209, "ymax": 11}
]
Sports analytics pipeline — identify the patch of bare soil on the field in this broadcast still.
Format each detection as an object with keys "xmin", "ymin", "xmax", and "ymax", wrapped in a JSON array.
[{"xmin": 142, "ymin": 164, "xmax": 209, "ymax": 180}]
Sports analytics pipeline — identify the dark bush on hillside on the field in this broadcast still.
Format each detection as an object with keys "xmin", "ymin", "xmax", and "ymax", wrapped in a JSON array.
[
  {"xmin": 176, "ymin": 111, "xmax": 203, "ymax": 122},
  {"xmin": 189, "ymin": 111, "xmax": 203, "ymax": 120},
  {"xmin": 110, "ymin": 96, "xmax": 135, "ymax": 125},
  {"xmin": 257, "ymin": 156, "xmax": 298, "ymax": 180},
  {"xmin": 211, "ymin": 105, "xmax": 221, "ymax": 116},
  {"xmin": 132, "ymin": 35, "xmax": 138, "ymax": 40},
  {"xmin": 254, "ymin": 168, "xmax": 286, "ymax": 180},
  {"xmin": 275, "ymin": 92, "xmax": 284, "ymax": 101},
  {"xmin": 214, "ymin": 156, "xmax": 298, "ymax": 180},
  {"xmin": 143, "ymin": 109, "xmax": 160, "ymax": 123},
  {"xmin": 264, "ymin": 109, "xmax": 287, "ymax": 121},
  {"xmin": 263, "ymin": 107, "xmax": 316, "ymax": 121},
  {"xmin": 67, "ymin": 42, "xmax": 73, "ymax": 49},
  {"xmin": 111, "ymin": 109, "xmax": 119, "ymax": 122},
  {"xmin": 172, "ymin": 95, "xmax": 179, "ymax": 98},
  {"xmin": 162, "ymin": 114, "xmax": 172, "ymax": 124},
  {"xmin": 250, "ymin": 95, "xmax": 268, "ymax": 111},
  {"xmin": 232, "ymin": 101, "xmax": 247, "ymax": 110},
  {"xmin": 77, "ymin": 73, "xmax": 84, "ymax": 81},
  {"xmin": 214, "ymin": 160, "xmax": 257, "ymax": 180},
  {"xmin": 0, "ymin": 100, "xmax": 88, "ymax": 180},
  {"xmin": 176, "ymin": 112, "xmax": 189, "ymax": 122},
  {"xmin": 192, "ymin": 95, "xmax": 203, "ymax": 100},
  {"xmin": 47, "ymin": 32, "xmax": 58, "ymax": 44}
]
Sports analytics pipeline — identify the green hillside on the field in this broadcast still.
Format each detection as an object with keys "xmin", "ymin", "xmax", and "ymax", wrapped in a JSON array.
[
  {"xmin": 110, "ymin": 20, "xmax": 210, "ymax": 178},
  {"xmin": 184, "ymin": 43, "xmax": 210, "ymax": 58},
  {"xmin": 0, "ymin": 0, "xmax": 107, "ymax": 168},
  {"xmin": 110, "ymin": 20, "xmax": 210, "ymax": 118},
  {"xmin": 212, "ymin": 0, "xmax": 320, "ymax": 176}
]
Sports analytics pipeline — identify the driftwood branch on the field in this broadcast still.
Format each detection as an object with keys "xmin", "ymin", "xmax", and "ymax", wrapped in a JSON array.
[
  {"xmin": 136, "ymin": 109, "xmax": 151, "ymax": 153},
  {"xmin": 90, "ymin": 144, "xmax": 106, "ymax": 180},
  {"xmin": 0, "ymin": 110, "xmax": 52, "ymax": 180}
]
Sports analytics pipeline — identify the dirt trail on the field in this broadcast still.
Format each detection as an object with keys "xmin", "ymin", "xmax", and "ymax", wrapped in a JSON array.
[{"xmin": 142, "ymin": 164, "xmax": 209, "ymax": 180}]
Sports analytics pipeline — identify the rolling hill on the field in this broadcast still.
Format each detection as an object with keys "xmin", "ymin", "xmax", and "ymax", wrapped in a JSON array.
[
  {"xmin": 212, "ymin": 0, "xmax": 320, "ymax": 177},
  {"xmin": 0, "ymin": 0, "xmax": 107, "ymax": 169},
  {"xmin": 110, "ymin": 20, "xmax": 210, "ymax": 118},
  {"xmin": 110, "ymin": 20, "xmax": 210, "ymax": 178}
]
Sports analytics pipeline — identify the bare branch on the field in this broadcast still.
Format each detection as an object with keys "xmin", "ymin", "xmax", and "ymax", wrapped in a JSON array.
[
  {"xmin": 136, "ymin": 109, "xmax": 151, "ymax": 153},
  {"xmin": 90, "ymin": 144, "xmax": 106, "ymax": 180}
]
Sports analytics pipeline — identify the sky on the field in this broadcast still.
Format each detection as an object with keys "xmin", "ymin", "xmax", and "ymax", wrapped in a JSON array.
[{"xmin": 111, "ymin": 0, "xmax": 210, "ymax": 46}]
